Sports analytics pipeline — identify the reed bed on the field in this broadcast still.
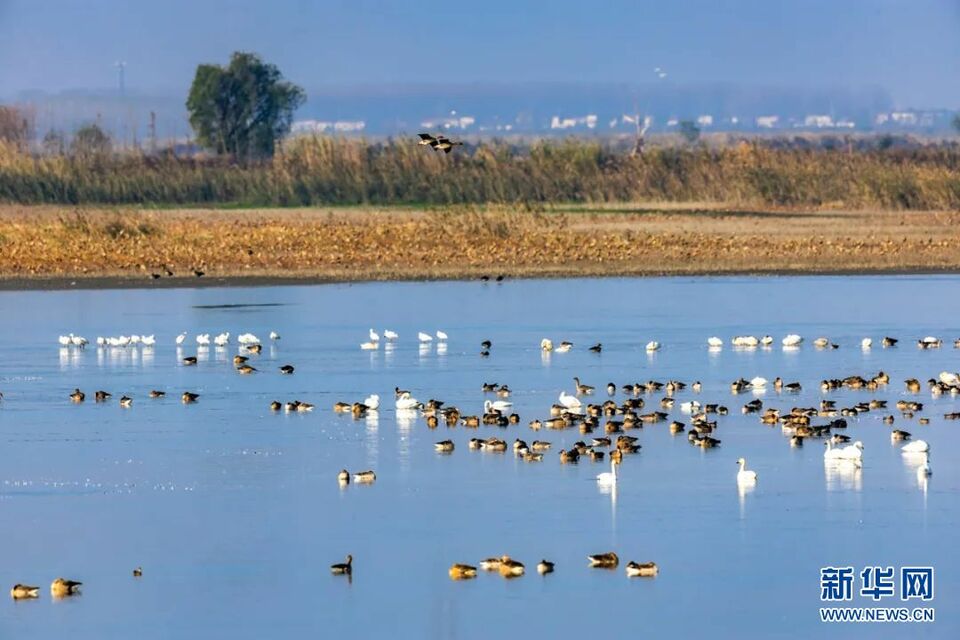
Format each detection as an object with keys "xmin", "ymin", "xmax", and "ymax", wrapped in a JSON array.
[{"xmin": 1, "ymin": 138, "xmax": 959, "ymax": 210}]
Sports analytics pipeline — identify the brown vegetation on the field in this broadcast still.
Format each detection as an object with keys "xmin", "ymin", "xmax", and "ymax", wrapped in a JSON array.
[{"xmin": 0, "ymin": 204, "xmax": 958, "ymax": 287}]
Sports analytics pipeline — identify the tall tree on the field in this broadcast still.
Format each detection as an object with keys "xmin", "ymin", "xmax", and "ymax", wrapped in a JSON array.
[{"xmin": 186, "ymin": 52, "xmax": 305, "ymax": 160}]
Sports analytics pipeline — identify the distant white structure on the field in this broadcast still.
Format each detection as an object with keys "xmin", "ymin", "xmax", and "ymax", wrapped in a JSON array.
[
  {"xmin": 756, "ymin": 115, "xmax": 779, "ymax": 129},
  {"xmin": 291, "ymin": 120, "xmax": 366, "ymax": 134},
  {"xmin": 696, "ymin": 115, "xmax": 713, "ymax": 128},
  {"xmin": 550, "ymin": 114, "xmax": 598, "ymax": 130},
  {"xmin": 421, "ymin": 116, "xmax": 476, "ymax": 130},
  {"xmin": 803, "ymin": 115, "xmax": 835, "ymax": 128}
]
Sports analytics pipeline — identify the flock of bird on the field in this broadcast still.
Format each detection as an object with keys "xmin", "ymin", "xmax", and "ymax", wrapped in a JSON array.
[
  {"xmin": 11, "ymin": 329, "xmax": 956, "ymax": 596},
  {"xmin": 360, "ymin": 328, "xmax": 446, "ymax": 350}
]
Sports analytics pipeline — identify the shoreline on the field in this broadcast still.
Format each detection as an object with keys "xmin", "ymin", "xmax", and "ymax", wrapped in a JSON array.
[{"xmin": 2, "ymin": 266, "xmax": 959, "ymax": 292}]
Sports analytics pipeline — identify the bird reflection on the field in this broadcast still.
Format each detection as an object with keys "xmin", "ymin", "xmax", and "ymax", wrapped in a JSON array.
[
  {"xmin": 598, "ymin": 482, "xmax": 618, "ymax": 528},
  {"xmin": 737, "ymin": 480, "xmax": 756, "ymax": 518},
  {"xmin": 824, "ymin": 460, "xmax": 863, "ymax": 491},
  {"xmin": 437, "ymin": 342, "xmax": 448, "ymax": 356},
  {"xmin": 540, "ymin": 350, "xmax": 551, "ymax": 367}
]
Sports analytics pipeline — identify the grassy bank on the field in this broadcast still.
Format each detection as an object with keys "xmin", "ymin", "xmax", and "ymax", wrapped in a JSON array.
[
  {"xmin": 1, "ymin": 204, "xmax": 959, "ymax": 286},
  {"xmin": 1, "ymin": 137, "xmax": 959, "ymax": 210}
]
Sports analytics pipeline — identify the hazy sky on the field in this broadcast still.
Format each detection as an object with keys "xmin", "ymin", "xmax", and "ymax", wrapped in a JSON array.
[{"xmin": 1, "ymin": 0, "xmax": 958, "ymax": 107}]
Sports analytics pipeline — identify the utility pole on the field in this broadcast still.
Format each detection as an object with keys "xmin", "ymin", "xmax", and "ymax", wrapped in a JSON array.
[
  {"xmin": 114, "ymin": 61, "xmax": 126, "ymax": 97},
  {"xmin": 149, "ymin": 111, "xmax": 157, "ymax": 153}
]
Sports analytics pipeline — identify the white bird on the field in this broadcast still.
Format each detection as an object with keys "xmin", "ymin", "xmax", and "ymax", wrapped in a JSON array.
[
  {"xmin": 680, "ymin": 400, "xmax": 701, "ymax": 413},
  {"xmin": 554, "ymin": 342, "xmax": 572, "ymax": 353},
  {"xmin": 360, "ymin": 341, "xmax": 379, "ymax": 350},
  {"xmin": 383, "ymin": 330, "xmax": 398, "ymax": 341},
  {"xmin": 196, "ymin": 334, "xmax": 210, "ymax": 346},
  {"xmin": 736, "ymin": 457, "xmax": 758, "ymax": 483},
  {"xmin": 540, "ymin": 338, "xmax": 554, "ymax": 352},
  {"xmin": 838, "ymin": 441, "xmax": 864, "ymax": 460},
  {"xmin": 824, "ymin": 441, "xmax": 846, "ymax": 461},
  {"xmin": 129, "ymin": 334, "xmax": 141, "ymax": 345},
  {"xmin": 861, "ymin": 338, "xmax": 872, "ymax": 349},
  {"xmin": 107, "ymin": 337, "xmax": 121, "ymax": 347},
  {"xmin": 917, "ymin": 454, "xmax": 932, "ymax": 477},
  {"xmin": 732, "ymin": 335, "xmax": 759, "ymax": 347},
  {"xmin": 558, "ymin": 391, "xmax": 582, "ymax": 409},
  {"xmin": 58, "ymin": 335, "xmax": 71, "ymax": 347},
  {"xmin": 938, "ymin": 371, "xmax": 959, "ymax": 386},
  {"xmin": 645, "ymin": 341, "xmax": 660, "ymax": 352},
  {"xmin": 117, "ymin": 335, "xmax": 130, "ymax": 347},
  {"xmin": 369, "ymin": 329, "xmax": 380, "ymax": 342},
  {"xmin": 176, "ymin": 332, "xmax": 187, "ymax": 345},
  {"xmin": 214, "ymin": 332, "xmax": 230, "ymax": 347},
  {"xmin": 901, "ymin": 440, "xmax": 930, "ymax": 454},
  {"xmin": 418, "ymin": 332, "xmax": 433, "ymax": 343},
  {"xmin": 71, "ymin": 334, "xmax": 88, "ymax": 347},
  {"xmin": 436, "ymin": 330, "xmax": 448, "ymax": 341},
  {"xmin": 395, "ymin": 394, "xmax": 420, "ymax": 410},
  {"xmin": 141, "ymin": 335, "xmax": 156, "ymax": 347},
  {"xmin": 750, "ymin": 376, "xmax": 768, "ymax": 389},
  {"xmin": 484, "ymin": 399, "xmax": 513, "ymax": 412},
  {"xmin": 364, "ymin": 394, "xmax": 380, "ymax": 410},
  {"xmin": 96, "ymin": 336, "xmax": 106, "ymax": 346},
  {"xmin": 707, "ymin": 336, "xmax": 723, "ymax": 347},
  {"xmin": 782, "ymin": 334, "xmax": 803, "ymax": 347},
  {"xmin": 813, "ymin": 337, "xmax": 829, "ymax": 348},
  {"xmin": 760, "ymin": 335, "xmax": 774, "ymax": 346},
  {"xmin": 238, "ymin": 333, "xmax": 261, "ymax": 345},
  {"xmin": 596, "ymin": 460, "xmax": 619, "ymax": 486},
  {"xmin": 269, "ymin": 331, "xmax": 281, "ymax": 340}
]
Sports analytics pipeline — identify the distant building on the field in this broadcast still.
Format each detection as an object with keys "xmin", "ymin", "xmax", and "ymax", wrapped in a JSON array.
[
  {"xmin": 755, "ymin": 115, "xmax": 779, "ymax": 129},
  {"xmin": 549, "ymin": 114, "xmax": 598, "ymax": 130},
  {"xmin": 696, "ymin": 115, "xmax": 713, "ymax": 127},
  {"xmin": 803, "ymin": 115, "xmax": 835, "ymax": 128},
  {"xmin": 291, "ymin": 119, "xmax": 366, "ymax": 134},
  {"xmin": 420, "ymin": 116, "xmax": 476, "ymax": 130}
]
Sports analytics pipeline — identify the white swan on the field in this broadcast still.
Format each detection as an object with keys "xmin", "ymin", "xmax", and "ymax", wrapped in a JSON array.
[
  {"xmin": 558, "ymin": 391, "xmax": 582, "ymax": 409},
  {"xmin": 838, "ymin": 441, "xmax": 864, "ymax": 460},
  {"xmin": 917, "ymin": 454, "xmax": 932, "ymax": 477},
  {"xmin": 436, "ymin": 330, "xmax": 448, "ymax": 341},
  {"xmin": 58, "ymin": 335, "xmax": 71, "ymax": 347},
  {"xmin": 96, "ymin": 336, "xmax": 106, "ymax": 346},
  {"xmin": 176, "ymin": 332, "xmax": 187, "ymax": 345},
  {"xmin": 861, "ymin": 337, "xmax": 872, "ymax": 349},
  {"xmin": 364, "ymin": 394, "xmax": 380, "ymax": 410},
  {"xmin": 418, "ymin": 332, "xmax": 433, "ymax": 343},
  {"xmin": 369, "ymin": 329, "xmax": 380, "ymax": 342},
  {"xmin": 360, "ymin": 341, "xmax": 379, "ymax": 350},
  {"xmin": 237, "ymin": 333, "xmax": 261, "ymax": 345},
  {"xmin": 383, "ymin": 330, "xmax": 398, "ymax": 341},
  {"xmin": 737, "ymin": 457, "xmax": 758, "ymax": 483},
  {"xmin": 71, "ymin": 334, "xmax": 88, "ymax": 347},
  {"xmin": 680, "ymin": 400, "xmax": 701, "ymax": 413},
  {"xmin": 901, "ymin": 440, "xmax": 930, "ymax": 453},
  {"xmin": 732, "ymin": 335, "xmax": 759, "ymax": 347},
  {"xmin": 938, "ymin": 371, "xmax": 959, "ymax": 386},
  {"xmin": 484, "ymin": 399, "xmax": 513, "ymax": 412},
  {"xmin": 824, "ymin": 441, "xmax": 846, "ymax": 461},
  {"xmin": 196, "ymin": 333, "xmax": 210, "ymax": 346},
  {"xmin": 129, "ymin": 334, "xmax": 141, "ymax": 345},
  {"xmin": 782, "ymin": 334, "xmax": 803, "ymax": 347},
  {"xmin": 596, "ymin": 460, "xmax": 618, "ymax": 486},
  {"xmin": 540, "ymin": 338, "xmax": 554, "ymax": 352},
  {"xmin": 760, "ymin": 335, "xmax": 774, "ymax": 346},
  {"xmin": 813, "ymin": 337, "xmax": 829, "ymax": 348},
  {"xmin": 645, "ymin": 341, "xmax": 661, "ymax": 352},
  {"xmin": 214, "ymin": 332, "xmax": 230, "ymax": 347},
  {"xmin": 141, "ymin": 335, "xmax": 156, "ymax": 347},
  {"xmin": 269, "ymin": 331, "xmax": 281, "ymax": 340},
  {"xmin": 749, "ymin": 376, "xmax": 768, "ymax": 389},
  {"xmin": 707, "ymin": 336, "xmax": 723, "ymax": 347},
  {"xmin": 395, "ymin": 394, "xmax": 420, "ymax": 410}
]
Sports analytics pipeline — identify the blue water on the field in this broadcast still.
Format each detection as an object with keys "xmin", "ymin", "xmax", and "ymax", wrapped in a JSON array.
[{"xmin": 0, "ymin": 275, "xmax": 957, "ymax": 639}]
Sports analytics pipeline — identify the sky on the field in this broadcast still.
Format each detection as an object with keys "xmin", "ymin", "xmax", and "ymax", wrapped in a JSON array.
[{"xmin": 0, "ymin": 0, "xmax": 958, "ymax": 108}]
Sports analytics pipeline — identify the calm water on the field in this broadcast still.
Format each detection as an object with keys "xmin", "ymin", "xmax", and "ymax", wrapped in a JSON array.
[{"xmin": 0, "ymin": 276, "xmax": 957, "ymax": 639}]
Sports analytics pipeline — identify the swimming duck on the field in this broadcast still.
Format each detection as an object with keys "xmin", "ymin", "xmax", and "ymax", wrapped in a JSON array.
[
  {"xmin": 181, "ymin": 391, "xmax": 199, "ymax": 403},
  {"xmin": 449, "ymin": 564, "xmax": 478, "ymax": 580},
  {"xmin": 481, "ymin": 340, "xmax": 492, "ymax": 350},
  {"xmin": 182, "ymin": 356, "xmax": 198, "ymax": 365},
  {"xmin": 119, "ymin": 396, "xmax": 133, "ymax": 408},
  {"xmin": 645, "ymin": 341, "xmax": 661, "ymax": 352},
  {"xmin": 588, "ymin": 552, "xmax": 619, "ymax": 568},
  {"xmin": 269, "ymin": 401, "xmax": 282, "ymax": 412},
  {"xmin": 333, "ymin": 402, "xmax": 351, "ymax": 413},
  {"xmin": 498, "ymin": 556, "xmax": 525, "ymax": 577},
  {"xmin": 10, "ymin": 584, "xmax": 39, "ymax": 599},
  {"xmin": 132, "ymin": 567, "xmax": 143, "ymax": 577},
  {"xmin": 531, "ymin": 440, "xmax": 551, "ymax": 451},
  {"xmin": 435, "ymin": 440, "xmax": 455, "ymax": 452},
  {"xmin": 236, "ymin": 364, "xmax": 257, "ymax": 374},
  {"xmin": 330, "ymin": 555, "xmax": 352, "ymax": 575},
  {"xmin": 246, "ymin": 344, "xmax": 263, "ymax": 354},
  {"xmin": 70, "ymin": 388, "xmax": 85, "ymax": 402},
  {"xmin": 95, "ymin": 390, "xmax": 111, "ymax": 402},
  {"xmin": 479, "ymin": 557, "xmax": 501, "ymax": 571},
  {"xmin": 556, "ymin": 341, "xmax": 573, "ymax": 353},
  {"xmin": 337, "ymin": 469, "xmax": 350, "ymax": 484},
  {"xmin": 559, "ymin": 449, "xmax": 580, "ymax": 463},
  {"xmin": 353, "ymin": 470, "xmax": 376, "ymax": 483},
  {"xmin": 882, "ymin": 336, "xmax": 898, "ymax": 347},
  {"xmin": 279, "ymin": 365, "xmax": 295, "ymax": 375},
  {"xmin": 537, "ymin": 560, "xmax": 555, "ymax": 575},
  {"xmin": 891, "ymin": 429, "xmax": 911, "ymax": 441},
  {"xmin": 233, "ymin": 355, "xmax": 249, "ymax": 365},
  {"xmin": 589, "ymin": 343, "xmax": 602, "ymax": 353},
  {"xmin": 523, "ymin": 452, "xmax": 544, "ymax": 462},
  {"xmin": 574, "ymin": 377, "xmax": 594, "ymax": 395},
  {"xmin": 625, "ymin": 561, "xmax": 659, "ymax": 577},
  {"xmin": 50, "ymin": 578, "xmax": 82, "ymax": 597},
  {"xmin": 149, "ymin": 390, "xmax": 166, "ymax": 398}
]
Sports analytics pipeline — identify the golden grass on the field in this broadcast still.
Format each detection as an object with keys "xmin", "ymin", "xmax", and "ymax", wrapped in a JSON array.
[{"xmin": 1, "ymin": 204, "xmax": 959, "ymax": 284}]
